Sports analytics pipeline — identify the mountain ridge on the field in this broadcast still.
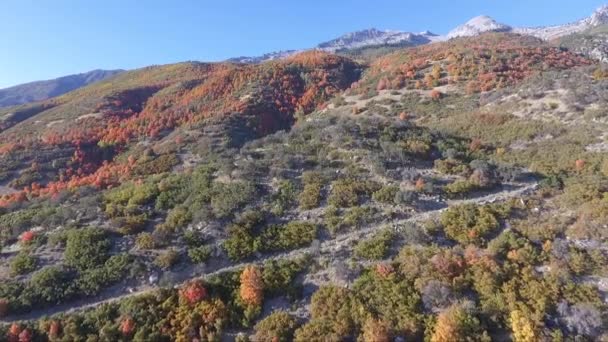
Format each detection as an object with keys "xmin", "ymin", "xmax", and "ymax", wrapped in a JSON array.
[{"xmin": 0, "ymin": 69, "xmax": 124, "ymax": 108}]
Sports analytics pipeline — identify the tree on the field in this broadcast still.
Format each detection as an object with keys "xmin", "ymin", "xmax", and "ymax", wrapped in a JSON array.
[
  {"xmin": 7, "ymin": 323, "xmax": 20, "ymax": 342},
  {"xmin": 431, "ymin": 304, "xmax": 488, "ymax": 342},
  {"xmin": 430, "ymin": 89, "xmax": 442, "ymax": 100},
  {"xmin": 48, "ymin": 321, "xmax": 61, "ymax": 340},
  {"xmin": 509, "ymin": 310, "xmax": 537, "ymax": 342},
  {"xmin": 180, "ymin": 281, "xmax": 208, "ymax": 305},
  {"xmin": 575, "ymin": 159, "xmax": 585, "ymax": 172},
  {"xmin": 18, "ymin": 329, "xmax": 32, "ymax": 342},
  {"xmin": 361, "ymin": 317, "xmax": 391, "ymax": 342},
  {"xmin": 240, "ymin": 265, "xmax": 264, "ymax": 307},
  {"xmin": 120, "ymin": 317, "xmax": 135, "ymax": 336},
  {"xmin": 20, "ymin": 231, "xmax": 35, "ymax": 245},
  {"xmin": 415, "ymin": 178, "xmax": 426, "ymax": 192}
]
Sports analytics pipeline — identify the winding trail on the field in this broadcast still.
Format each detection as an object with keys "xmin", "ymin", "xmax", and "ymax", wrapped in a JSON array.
[{"xmin": 1, "ymin": 180, "xmax": 538, "ymax": 323}]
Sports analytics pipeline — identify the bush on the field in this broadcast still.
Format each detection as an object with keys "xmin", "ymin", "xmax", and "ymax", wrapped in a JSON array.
[
  {"xmin": 440, "ymin": 204, "xmax": 499, "ymax": 245},
  {"xmin": 210, "ymin": 181, "xmax": 257, "ymax": 218},
  {"xmin": 372, "ymin": 186, "xmax": 399, "ymax": 204},
  {"xmin": 64, "ymin": 228, "xmax": 110, "ymax": 271},
  {"xmin": 262, "ymin": 258, "xmax": 307, "ymax": 297},
  {"xmin": 444, "ymin": 180, "xmax": 480, "ymax": 198},
  {"xmin": 10, "ymin": 252, "xmax": 37, "ymax": 276},
  {"xmin": 135, "ymin": 232, "xmax": 156, "ymax": 249},
  {"xmin": 154, "ymin": 249, "xmax": 180, "ymax": 270},
  {"xmin": 27, "ymin": 266, "xmax": 76, "ymax": 305},
  {"xmin": 223, "ymin": 211, "xmax": 265, "ymax": 261},
  {"xmin": 354, "ymin": 230, "xmax": 394, "ymax": 260},
  {"xmin": 261, "ymin": 222, "xmax": 318, "ymax": 252},
  {"xmin": 188, "ymin": 245, "xmax": 212, "ymax": 264},
  {"xmin": 253, "ymin": 311, "xmax": 298, "ymax": 342},
  {"xmin": 394, "ymin": 190, "xmax": 418, "ymax": 205},
  {"xmin": 271, "ymin": 180, "xmax": 297, "ymax": 215},
  {"xmin": 299, "ymin": 182, "xmax": 322, "ymax": 210},
  {"xmin": 328, "ymin": 178, "xmax": 380, "ymax": 208}
]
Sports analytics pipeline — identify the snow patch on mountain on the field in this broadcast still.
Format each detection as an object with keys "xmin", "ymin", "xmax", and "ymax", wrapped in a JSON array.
[
  {"xmin": 317, "ymin": 28, "xmax": 439, "ymax": 52},
  {"xmin": 447, "ymin": 16, "xmax": 511, "ymax": 39},
  {"xmin": 229, "ymin": 28, "xmax": 439, "ymax": 64},
  {"xmin": 514, "ymin": 5, "xmax": 608, "ymax": 40}
]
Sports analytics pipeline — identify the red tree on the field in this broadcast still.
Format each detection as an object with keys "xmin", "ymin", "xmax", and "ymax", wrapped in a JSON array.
[
  {"xmin": 120, "ymin": 317, "xmax": 135, "ymax": 336},
  {"xmin": 20, "ymin": 231, "xmax": 35, "ymax": 244},
  {"xmin": 180, "ymin": 281, "xmax": 208, "ymax": 305},
  {"xmin": 7, "ymin": 323, "xmax": 20, "ymax": 342},
  {"xmin": 18, "ymin": 329, "xmax": 32, "ymax": 342},
  {"xmin": 48, "ymin": 320, "xmax": 61, "ymax": 339}
]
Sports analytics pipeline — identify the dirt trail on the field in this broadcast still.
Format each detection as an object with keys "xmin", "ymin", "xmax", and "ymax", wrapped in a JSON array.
[{"xmin": 1, "ymin": 180, "xmax": 537, "ymax": 323}]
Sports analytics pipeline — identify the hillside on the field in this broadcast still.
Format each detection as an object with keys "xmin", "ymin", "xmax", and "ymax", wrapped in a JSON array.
[
  {"xmin": 0, "ymin": 32, "xmax": 606, "ymax": 341},
  {"xmin": 0, "ymin": 70, "xmax": 123, "ymax": 108}
]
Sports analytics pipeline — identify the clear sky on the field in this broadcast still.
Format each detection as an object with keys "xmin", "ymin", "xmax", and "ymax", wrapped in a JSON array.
[{"xmin": 1, "ymin": 0, "xmax": 607, "ymax": 88}]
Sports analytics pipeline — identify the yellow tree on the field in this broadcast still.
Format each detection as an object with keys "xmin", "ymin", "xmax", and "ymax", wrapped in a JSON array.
[
  {"xmin": 240, "ymin": 265, "xmax": 264, "ymax": 306},
  {"xmin": 510, "ymin": 310, "xmax": 537, "ymax": 342},
  {"xmin": 361, "ymin": 317, "xmax": 390, "ymax": 342}
]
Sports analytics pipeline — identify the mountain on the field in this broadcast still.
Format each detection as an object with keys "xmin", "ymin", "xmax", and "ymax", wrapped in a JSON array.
[
  {"xmin": 447, "ymin": 15, "xmax": 511, "ymax": 39},
  {"xmin": 445, "ymin": 5, "xmax": 608, "ymax": 41},
  {"xmin": 227, "ymin": 50, "xmax": 299, "ymax": 64},
  {"xmin": 228, "ymin": 28, "xmax": 439, "ymax": 63},
  {"xmin": 556, "ymin": 24, "xmax": 608, "ymax": 63},
  {"xmin": 317, "ymin": 28, "xmax": 440, "ymax": 52},
  {"xmin": 514, "ymin": 5, "xmax": 608, "ymax": 40},
  {"xmin": 0, "ymin": 69, "xmax": 124, "ymax": 108}
]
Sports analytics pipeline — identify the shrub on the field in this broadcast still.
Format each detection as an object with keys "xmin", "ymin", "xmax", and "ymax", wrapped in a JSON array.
[
  {"xmin": 299, "ymin": 182, "xmax": 322, "ymax": 210},
  {"xmin": 188, "ymin": 245, "xmax": 212, "ymax": 264},
  {"xmin": 444, "ymin": 180, "xmax": 480, "ymax": 197},
  {"xmin": 259, "ymin": 221, "xmax": 317, "ymax": 251},
  {"xmin": 328, "ymin": 178, "xmax": 379, "ymax": 207},
  {"xmin": 440, "ymin": 204, "xmax": 499, "ymax": 245},
  {"xmin": 253, "ymin": 311, "xmax": 298, "ymax": 342},
  {"xmin": 10, "ymin": 252, "xmax": 37, "ymax": 276},
  {"xmin": 64, "ymin": 228, "xmax": 110, "ymax": 271},
  {"xmin": 372, "ymin": 186, "xmax": 399, "ymax": 204},
  {"xmin": 210, "ymin": 181, "xmax": 257, "ymax": 218},
  {"xmin": 135, "ymin": 232, "xmax": 156, "ymax": 249},
  {"xmin": 154, "ymin": 249, "xmax": 180, "ymax": 269},
  {"xmin": 271, "ymin": 180, "xmax": 297, "ymax": 215},
  {"xmin": 354, "ymin": 230, "xmax": 394, "ymax": 260}
]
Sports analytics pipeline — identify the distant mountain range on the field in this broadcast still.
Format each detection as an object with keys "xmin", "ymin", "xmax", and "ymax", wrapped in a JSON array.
[
  {"xmin": 4, "ymin": 4, "xmax": 608, "ymax": 109},
  {"xmin": 0, "ymin": 69, "xmax": 123, "ymax": 108},
  {"xmin": 231, "ymin": 5, "xmax": 608, "ymax": 63},
  {"xmin": 228, "ymin": 29, "xmax": 441, "ymax": 63}
]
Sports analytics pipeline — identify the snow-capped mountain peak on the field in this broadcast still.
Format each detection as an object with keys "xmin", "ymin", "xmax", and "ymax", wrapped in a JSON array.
[
  {"xmin": 447, "ymin": 15, "xmax": 511, "ymax": 39},
  {"xmin": 587, "ymin": 5, "xmax": 608, "ymax": 26},
  {"xmin": 316, "ymin": 28, "xmax": 436, "ymax": 52}
]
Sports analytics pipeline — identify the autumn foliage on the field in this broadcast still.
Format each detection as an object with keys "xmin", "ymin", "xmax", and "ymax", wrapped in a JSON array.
[
  {"xmin": 356, "ymin": 33, "xmax": 590, "ymax": 95},
  {"xmin": 20, "ymin": 231, "xmax": 35, "ymax": 244},
  {"xmin": 0, "ymin": 52, "xmax": 361, "ymax": 207},
  {"xmin": 120, "ymin": 316, "xmax": 135, "ymax": 336},
  {"xmin": 239, "ymin": 265, "xmax": 264, "ymax": 307},
  {"xmin": 180, "ymin": 281, "xmax": 208, "ymax": 305}
]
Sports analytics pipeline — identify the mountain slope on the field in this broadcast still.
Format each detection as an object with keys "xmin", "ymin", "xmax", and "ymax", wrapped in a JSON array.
[{"xmin": 0, "ymin": 69, "xmax": 124, "ymax": 108}]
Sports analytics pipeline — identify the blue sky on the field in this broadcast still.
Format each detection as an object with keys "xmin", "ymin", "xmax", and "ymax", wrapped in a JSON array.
[{"xmin": 1, "ymin": 0, "xmax": 606, "ymax": 88}]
